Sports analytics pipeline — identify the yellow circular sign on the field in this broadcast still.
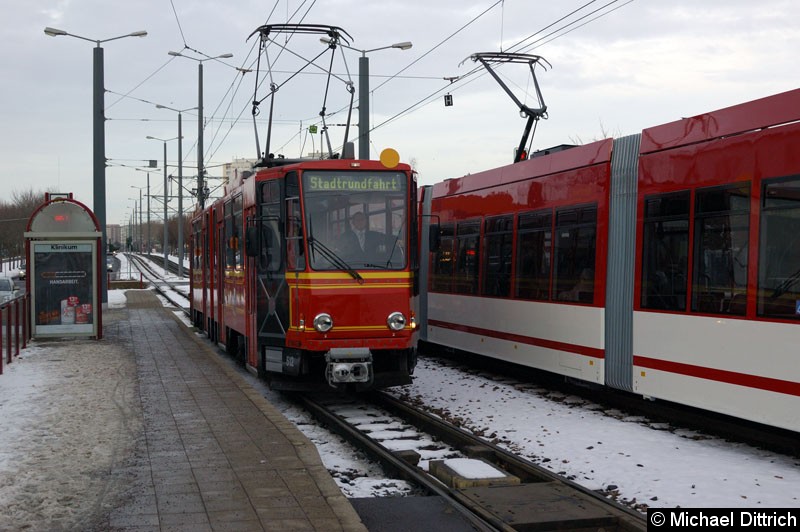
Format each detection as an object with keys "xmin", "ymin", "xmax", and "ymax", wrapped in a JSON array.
[{"xmin": 379, "ymin": 148, "xmax": 400, "ymax": 168}]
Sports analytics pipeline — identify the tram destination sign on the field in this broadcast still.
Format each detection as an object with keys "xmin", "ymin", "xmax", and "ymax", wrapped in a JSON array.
[{"xmin": 305, "ymin": 172, "xmax": 403, "ymax": 192}]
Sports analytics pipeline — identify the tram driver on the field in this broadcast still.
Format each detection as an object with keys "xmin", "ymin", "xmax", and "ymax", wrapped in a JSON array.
[{"xmin": 339, "ymin": 211, "xmax": 388, "ymax": 263}]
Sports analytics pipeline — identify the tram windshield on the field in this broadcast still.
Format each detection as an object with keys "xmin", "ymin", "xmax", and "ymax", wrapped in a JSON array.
[{"xmin": 302, "ymin": 170, "xmax": 408, "ymax": 271}]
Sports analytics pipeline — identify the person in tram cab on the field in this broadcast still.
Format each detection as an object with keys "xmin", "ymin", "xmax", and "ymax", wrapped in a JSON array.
[{"xmin": 339, "ymin": 210, "xmax": 388, "ymax": 262}]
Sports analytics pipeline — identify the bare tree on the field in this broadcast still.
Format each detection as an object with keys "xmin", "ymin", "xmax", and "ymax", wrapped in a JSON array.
[{"xmin": 0, "ymin": 189, "xmax": 50, "ymax": 266}]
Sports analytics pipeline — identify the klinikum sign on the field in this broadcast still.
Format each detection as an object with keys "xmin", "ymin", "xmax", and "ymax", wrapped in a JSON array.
[{"xmin": 24, "ymin": 195, "xmax": 102, "ymax": 339}]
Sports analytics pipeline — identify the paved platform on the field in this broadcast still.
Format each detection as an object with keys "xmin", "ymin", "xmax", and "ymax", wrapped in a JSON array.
[{"xmin": 105, "ymin": 290, "xmax": 367, "ymax": 532}]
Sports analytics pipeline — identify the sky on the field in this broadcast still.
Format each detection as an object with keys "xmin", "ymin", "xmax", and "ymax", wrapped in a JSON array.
[
  {"xmin": 1, "ymin": 256, "xmax": 798, "ymax": 525},
  {"xmin": 3, "ymin": 0, "xmax": 799, "ymax": 230}
]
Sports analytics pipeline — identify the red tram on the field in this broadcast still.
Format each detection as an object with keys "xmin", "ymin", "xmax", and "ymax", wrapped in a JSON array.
[
  {"xmin": 419, "ymin": 89, "xmax": 800, "ymax": 432},
  {"xmin": 191, "ymin": 154, "xmax": 419, "ymax": 390}
]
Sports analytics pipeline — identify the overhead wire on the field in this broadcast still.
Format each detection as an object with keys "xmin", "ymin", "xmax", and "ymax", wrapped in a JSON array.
[
  {"xmin": 369, "ymin": 0, "xmax": 634, "ymax": 135},
  {"xmin": 268, "ymin": 0, "xmax": 506, "ymax": 158},
  {"xmin": 115, "ymin": 0, "xmax": 634, "ymax": 187},
  {"xmin": 169, "ymin": 0, "xmax": 188, "ymax": 47}
]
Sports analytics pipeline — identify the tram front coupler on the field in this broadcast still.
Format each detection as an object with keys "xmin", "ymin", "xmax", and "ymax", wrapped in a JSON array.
[{"xmin": 325, "ymin": 347, "xmax": 373, "ymax": 387}]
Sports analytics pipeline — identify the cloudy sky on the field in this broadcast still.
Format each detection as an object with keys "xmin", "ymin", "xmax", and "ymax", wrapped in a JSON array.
[{"xmin": 3, "ymin": 0, "xmax": 798, "ymax": 227}]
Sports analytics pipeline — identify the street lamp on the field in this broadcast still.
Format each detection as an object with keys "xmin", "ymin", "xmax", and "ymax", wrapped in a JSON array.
[
  {"xmin": 320, "ymin": 38, "xmax": 412, "ymax": 159},
  {"xmin": 127, "ymin": 198, "xmax": 138, "ymax": 251},
  {"xmin": 167, "ymin": 50, "xmax": 233, "ymax": 210},
  {"xmin": 130, "ymin": 186, "xmax": 145, "ymax": 252},
  {"xmin": 155, "ymin": 104, "xmax": 197, "ymax": 277},
  {"xmin": 146, "ymin": 135, "xmax": 180, "ymax": 271},
  {"xmin": 133, "ymin": 167, "xmax": 154, "ymax": 256},
  {"xmin": 44, "ymin": 26, "xmax": 147, "ymax": 304}
]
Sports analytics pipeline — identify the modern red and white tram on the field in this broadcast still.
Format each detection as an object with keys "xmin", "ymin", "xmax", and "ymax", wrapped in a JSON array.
[
  {"xmin": 191, "ymin": 154, "xmax": 419, "ymax": 391},
  {"xmin": 419, "ymin": 89, "xmax": 800, "ymax": 432}
]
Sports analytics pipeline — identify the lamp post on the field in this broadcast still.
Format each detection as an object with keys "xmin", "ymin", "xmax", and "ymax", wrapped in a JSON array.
[
  {"xmin": 155, "ymin": 104, "xmax": 197, "ymax": 277},
  {"xmin": 127, "ymin": 198, "xmax": 139, "ymax": 251},
  {"xmin": 146, "ymin": 135, "xmax": 180, "ymax": 271},
  {"xmin": 44, "ymin": 26, "xmax": 147, "ymax": 304},
  {"xmin": 167, "ymin": 51, "xmax": 233, "ymax": 210},
  {"xmin": 320, "ymin": 39, "xmax": 412, "ymax": 160},
  {"xmin": 133, "ymin": 168, "xmax": 153, "ymax": 255},
  {"xmin": 130, "ymin": 186, "xmax": 145, "ymax": 252},
  {"xmin": 126, "ymin": 207, "xmax": 134, "ymax": 251}
]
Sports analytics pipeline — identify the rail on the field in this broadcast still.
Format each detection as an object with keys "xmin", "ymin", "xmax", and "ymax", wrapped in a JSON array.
[
  {"xmin": 297, "ymin": 391, "xmax": 647, "ymax": 532},
  {"xmin": 0, "ymin": 294, "xmax": 31, "ymax": 375}
]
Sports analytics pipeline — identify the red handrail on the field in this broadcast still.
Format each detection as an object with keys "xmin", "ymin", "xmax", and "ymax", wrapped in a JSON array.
[{"xmin": 0, "ymin": 294, "xmax": 30, "ymax": 376}]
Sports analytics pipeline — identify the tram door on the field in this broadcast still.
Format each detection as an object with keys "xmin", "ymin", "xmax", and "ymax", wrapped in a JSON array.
[{"xmin": 252, "ymin": 177, "xmax": 291, "ymax": 376}]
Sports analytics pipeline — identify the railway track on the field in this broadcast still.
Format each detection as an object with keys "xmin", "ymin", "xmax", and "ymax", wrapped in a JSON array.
[
  {"xmin": 294, "ymin": 391, "xmax": 647, "ymax": 532},
  {"xmin": 124, "ymin": 253, "xmax": 189, "ymax": 311}
]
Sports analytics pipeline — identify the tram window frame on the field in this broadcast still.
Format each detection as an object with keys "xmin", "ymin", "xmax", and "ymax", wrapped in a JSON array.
[
  {"xmin": 258, "ymin": 180, "xmax": 282, "ymax": 273},
  {"xmin": 453, "ymin": 220, "xmax": 481, "ymax": 295},
  {"xmin": 554, "ymin": 204, "xmax": 597, "ymax": 303},
  {"xmin": 224, "ymin": 200, "xmax": 236, "ymax": 271},
  {"xmin": 515, "ymin": 209, "xmax": 552, "ymax": 301},
  {"xmin": 758, "ymin": 175, "xmax": 800, "ymax": 320},
  {"xmin": 640, "ymin": 191, "xmax": 690, "ymax": 311},
  {"xmin": 203, "ymin": 212, "xmax": 211, "ymax": 275},
  {"xmin": 481, "ymin": 215, "xmax": 514, "ymax": 297},
  {"xmin": 192, "ymin": 220, "xmax": 201, "ymax": 270},
  {"xmin": 285, "ymin": 173, "xmax": 306, "ymax": 271},
  {"xmin": 691, "ymin": 183, "xmax": 750, "ymax": 316},
  {"xmin": 430, "ymin": 223, "xmax": 455, "ymax": 293},
  {"xmin": 233, "ymin": 195, "xmax": 244, "ymax": 271}
]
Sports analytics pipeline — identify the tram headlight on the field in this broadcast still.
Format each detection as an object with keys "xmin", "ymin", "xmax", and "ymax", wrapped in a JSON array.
[
  {"xmin": 387, "ymin": 312, "xmax": 406, "ymax": 331},
  {"xmin": 313, "ymin": 313, "xmax": 333, "ymax": 333}
]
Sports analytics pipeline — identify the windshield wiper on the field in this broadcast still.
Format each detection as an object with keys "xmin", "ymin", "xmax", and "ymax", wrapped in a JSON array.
[
  {"xmin": 308, "ymin": 238, "xmax": 363, "ymax": 283},
  {"xmin": 385, "ymin": 220, "xmax": 406, "ymax": 268}
]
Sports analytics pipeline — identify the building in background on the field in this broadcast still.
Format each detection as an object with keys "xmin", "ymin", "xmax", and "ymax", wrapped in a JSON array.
[
  {"xmin": 107, "ymin": 224, "xmax": 121, "ymax": 248},
  {"xmin": 220, "ymin": 158, "xmax": 257, "ymax": 189}
]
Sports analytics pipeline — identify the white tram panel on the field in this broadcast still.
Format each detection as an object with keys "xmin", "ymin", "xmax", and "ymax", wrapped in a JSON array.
[
  {"xmin": 633, "ymin": 311, "xmax": 800, "ymax": 432},
  {"xmin": 428, "ymin": 292, "xmax": 605, "ymax": 384}
]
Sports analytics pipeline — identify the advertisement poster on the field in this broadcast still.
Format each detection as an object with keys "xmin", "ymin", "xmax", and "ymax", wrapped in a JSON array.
[{"xmin": 32, "ymin": 242, "xmax": 97, "ymax": 336}]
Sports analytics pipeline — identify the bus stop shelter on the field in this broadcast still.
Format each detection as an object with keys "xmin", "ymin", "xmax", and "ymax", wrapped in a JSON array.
[{"xmin": 24, "ymin": 193, "xmax": 102, "ymax": 339}]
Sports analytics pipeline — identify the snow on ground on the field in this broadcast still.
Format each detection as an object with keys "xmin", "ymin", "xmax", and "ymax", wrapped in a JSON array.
[
  {"xmin": 390, "ymin": 358, "xmax": 800, "ymax": 510},
  {"xmin": 0, "ymin": 304, "xmax": 141, "ymax": 530}
]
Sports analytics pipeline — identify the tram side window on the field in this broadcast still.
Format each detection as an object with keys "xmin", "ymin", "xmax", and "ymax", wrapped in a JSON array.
[
  {"xmin": 224, "ymin": 200, "xmax": 236, "ymax": 270},
  {"xmin": 758, "ymin": 176, "xmax": 800, "ymax": 319},
  {"xmin": 554, "ymin": 205, "xmax": 597, "ymax": 303},
  {"xmin": 430, "ymin": 224, "xmax": 454, "ymax": 292},
  {"xmin": 482, "ymin": 215, "xmax": 513, "ymax": 297},
  {"xmin": 286, "ymin": 174, "xmax": 306, "ymax": 271},
  {"xmin": 259, "ymin": 180, "xmax": 282, "ymax": 273},
  {"xmin": 515, "ymin": 210, "xmax": 552, "ymax": 300},
  {"xmin": 641, "ymin": 192, "xmax": 689, "ymax": 311},
  {"xmin": 692, "ymin": 184, "xmax": 750, "ymax": 315},
  {"xmin": 454, "ymin": 221, "xmax": 480, "ymax": 295},
  {"xmin": 233, "ymin": 195, "xmax": 244, "ymax": 271},
  {"xmin": 192, "ymin": 221, "xmax": 201, "ymax": 270},
  {"xmin": 203, "ymin": 213, "xmax": 211, "ymax": 273}
]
